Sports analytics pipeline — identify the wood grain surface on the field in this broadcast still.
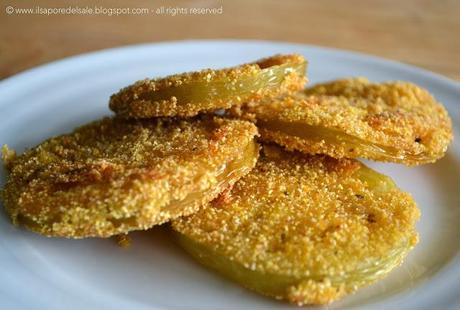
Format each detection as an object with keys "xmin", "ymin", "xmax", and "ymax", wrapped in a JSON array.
[{"xmin": 1, "ymin": 0, "xmax": 459, "ymax": 80}]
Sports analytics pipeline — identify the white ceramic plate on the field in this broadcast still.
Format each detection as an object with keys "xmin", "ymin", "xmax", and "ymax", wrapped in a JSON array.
[{"xmin": 0, "ymin": 40, "xmax": 459, "ymax": 310}]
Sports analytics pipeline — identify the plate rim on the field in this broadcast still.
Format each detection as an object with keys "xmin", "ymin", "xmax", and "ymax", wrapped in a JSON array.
[{"xmin": 1, "ymin": 39, "xmax": 460, "ymax": 91}]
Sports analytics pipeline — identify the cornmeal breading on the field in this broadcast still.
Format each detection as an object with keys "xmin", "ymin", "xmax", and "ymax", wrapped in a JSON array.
[
  {"xmin": 172, "ymin": 145, "xmax": 419, "ymax": 305},
  {"xmin": 109, "ymin": 54, "xmax": 307, "ymax": 118},
  {"xmin": 245, "ymin": 78, "xmax": 452, "ymax": 165},
  {"xmin": 1, "ymin": 117, "xmax": 259, "ymax": 238}
]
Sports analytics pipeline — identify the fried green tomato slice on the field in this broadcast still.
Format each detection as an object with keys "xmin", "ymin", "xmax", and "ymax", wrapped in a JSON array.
[
  {"xmin": 172, "ymin": 145, "xmax": 420, "ymax": 305},
  {"xmin": 246, "ymin": 78, "xmax": 452, "ymax": 165},
  {"xmin": 109, "ymin": 54, "xmax": 307, "ymax": 118},
  {"xmin": 1, "ymin": 117, "xmax": 259, "ymax": 238}
]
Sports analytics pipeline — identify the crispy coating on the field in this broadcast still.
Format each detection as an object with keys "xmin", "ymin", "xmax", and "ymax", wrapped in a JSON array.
[
  {"xmin": 1, "ymin": 117, "xmax": 259, "ymax": 238},
  {"xmin": 172, "ymin": 145, "xmax": 419, "ymax": 305},
  {"xmin": 109, "ymin": 54, "xmax": 307, "ymax": 118},
  {"xmin": 246, "ymin": 78, "xmax": 452, "ymax": 165},
  {"xmin": 115, "ymin": 233, "xmax": 131, "ymax": 248}
]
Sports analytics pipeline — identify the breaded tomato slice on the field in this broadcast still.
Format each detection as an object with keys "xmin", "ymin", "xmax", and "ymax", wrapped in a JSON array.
[
  {"xmin": 1, "ymin": 117, "xmax": 259, "ymax": 238},
  {"xmin": 247, "ymin": 78, "xmax": 452, "ymax": 165},
  {"xmin": 109, "ymin": 54, "xmax": 307, "ymax": 118},
  {"xmin": 172, "ymin": 145, "xmax": 419, "ymax": 305}
]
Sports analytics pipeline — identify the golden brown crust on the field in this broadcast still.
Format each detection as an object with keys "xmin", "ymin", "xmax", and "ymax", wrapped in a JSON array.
[
  {"xmin": 173, "ymin": 145, "xmax": 419, "ymax": 305},
  {"xmin": 247, "ymin": 78, "xmax": 453, "ymax": 165},
  {"xmin": 1, "ymin": 116, "xmax": 259, "ymax": 238},
  {"xmin": 114, "ymin": 233, "xmax": 131, "ymax": 248},
  {"xmin": 109, "ymin": 54, "xmax": 307, "ymax": 118}
]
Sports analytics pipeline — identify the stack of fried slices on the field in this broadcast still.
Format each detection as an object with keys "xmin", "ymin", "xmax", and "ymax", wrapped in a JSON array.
[{"xmin": 1, "ymin": 54, "xmax": 453, "ymax": 305}]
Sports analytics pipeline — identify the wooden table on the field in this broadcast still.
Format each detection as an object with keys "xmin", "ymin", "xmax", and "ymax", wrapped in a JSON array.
[{"xmin": 1, "ymin": 0, "xmax": 459, "ymax": 80}]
